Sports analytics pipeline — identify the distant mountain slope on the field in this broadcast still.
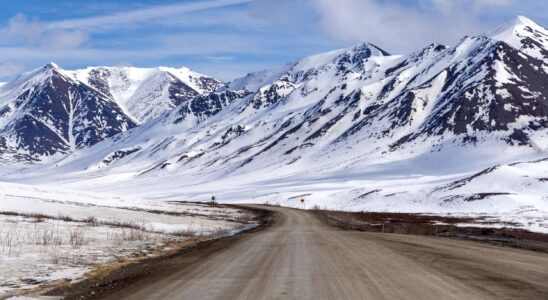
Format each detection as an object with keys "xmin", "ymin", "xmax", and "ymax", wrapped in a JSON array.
[{"xmin": 73, "ymin": 66, "xmax": 223, "ymax": 122}]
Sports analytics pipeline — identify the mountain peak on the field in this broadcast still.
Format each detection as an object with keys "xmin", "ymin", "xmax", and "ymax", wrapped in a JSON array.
[
  {"xmin": 506, "ymin": 15, "xmax": 542, "ymax": 29},
  {"xmin": 43, "ymin": 62, "xmax": 60, "ymax": 70},
  {"xmin": 485, "ymin": 15, "xmax": 547, "ymax": 59},
  {"xmin": 351, "ymin": 42, "xmax": 390, "ymax": 57},
  {"xmin": 486, "ymin": 15, "xmax": 546, "ymax": 39},
  {"xmin": 513, "ymin": 15, "xmax": 537, "ymax": 26}
]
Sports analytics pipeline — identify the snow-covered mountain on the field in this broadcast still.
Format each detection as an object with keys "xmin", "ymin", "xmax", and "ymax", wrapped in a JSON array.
[
  {"xmin": 0, "ymin": 63, "xmax": 137, "ymax": 162},
  {"xmin": 0, "ymin": 64, "xmax": 222, "ymax": 162},
  {"xmin": 0, "ymin": 16, "xmax": 546, "ymax": 231},
  {"xmin": 73, "ymin": 66, "xmax": 222, "ymax": 122},
  {"xmin": 48, "ymin": 16, "xmax": 546, "ymax": 175}
]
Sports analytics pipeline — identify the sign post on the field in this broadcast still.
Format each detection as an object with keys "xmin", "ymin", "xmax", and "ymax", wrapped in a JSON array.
[{"xmin": 300, "ymin": 198, "xmax": 305, "ymax": 210}]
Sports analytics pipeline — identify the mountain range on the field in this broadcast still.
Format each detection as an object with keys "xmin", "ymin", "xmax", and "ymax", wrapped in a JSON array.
[{"xmin": 0, "ymin": 16, "xmax": 546, "ymax": 229}]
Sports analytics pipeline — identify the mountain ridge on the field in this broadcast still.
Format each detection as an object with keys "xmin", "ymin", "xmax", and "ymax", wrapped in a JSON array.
[
  {"xmin": 35, "ymin": 16, "xmax": 545, "ymax": 177},
  {"xmin": 1, "ymin": 16, "xmax": 547, "ymax": 169}
]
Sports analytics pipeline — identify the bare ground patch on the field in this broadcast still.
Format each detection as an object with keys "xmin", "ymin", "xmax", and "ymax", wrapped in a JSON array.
[{"xmin": 312, "ymin": 209, "xmax": 548, "ymax": 252}]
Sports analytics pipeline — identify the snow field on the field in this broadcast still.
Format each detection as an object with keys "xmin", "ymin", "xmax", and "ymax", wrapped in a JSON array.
[{"xmin": 0, "ymin": 182, "xmax": 255, "ymax": 296}]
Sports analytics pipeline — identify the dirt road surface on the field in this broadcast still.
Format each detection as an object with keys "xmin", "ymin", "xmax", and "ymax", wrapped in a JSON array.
[{"xmin": 100, "ymin": 206, "xmax": 548, "ymax": 300}]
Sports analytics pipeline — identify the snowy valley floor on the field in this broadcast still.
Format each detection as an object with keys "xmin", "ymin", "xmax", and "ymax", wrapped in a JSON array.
[
  {"xmin": 0, "ymin": 152, "xmax": 547, "ymax": 297},
  {"xmin": 0, "ymin": 183, "xmax": 256, "ymax": 298},
  {"xmin": 1, "ymin": 153, "xmax": 548, "ymax": 232},
  {"xmin": 5, "ymin": 151, "xmax": 544, "ymax": 233}
]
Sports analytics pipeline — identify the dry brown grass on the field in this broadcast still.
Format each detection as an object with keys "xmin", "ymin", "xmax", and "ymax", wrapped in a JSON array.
[{"xmin": 312, "ymin": 208, "xmax": 548, "ymax": 244}]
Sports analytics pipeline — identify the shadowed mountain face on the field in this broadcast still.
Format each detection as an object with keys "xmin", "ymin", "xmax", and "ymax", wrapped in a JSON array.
[{"xmin": 0, "ymin": 64, "xmax": 137, "ymax": 162}]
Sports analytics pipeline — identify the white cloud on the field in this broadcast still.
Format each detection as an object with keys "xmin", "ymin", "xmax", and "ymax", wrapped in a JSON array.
[
  {"xmin": 0, "ymin": 14, "xmax": 88, "ymax": 50},
  {"xmin": 424, "ymin": 0, "xmax": 514, "ymax": 13},
  {"xmin": 0, "ymin": 29, "xmax": 317, "ymax": 68},
  {"xmin": 0, "ymin": 46, "xmax": 271, "ymax": 81},
  {"xmin": 0, "ymin": 61, "xmax": 27, "ymax": 81},
  {"xmin": 191, "ymin": 60, "xmax": 279, "ymax": 81},
  {"xmin": 472, "ymin": 0, "xmax": 514, "ymax": 8},
  {"xmin": 309, "ymin": 0, "xmax": 502, "ymax": 53},
  {"xmin": 202, "ymin": 56, "xmax": 237, "ymax": 62}
]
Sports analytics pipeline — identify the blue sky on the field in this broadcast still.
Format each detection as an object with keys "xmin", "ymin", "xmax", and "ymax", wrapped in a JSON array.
[{"xmin": 0, "ymin": 0, "xmax": 546, "ymax": 81}]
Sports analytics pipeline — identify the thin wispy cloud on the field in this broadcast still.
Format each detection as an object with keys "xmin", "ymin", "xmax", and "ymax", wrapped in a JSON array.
[
  {"xmin": 425, "ymin": 0, "xmax": 514, "ymax": 13},
  {"xmin": 0, "ymin": 0, "xmax": 255, "ymax": 51},
  {"xmin": 1, "ymin": 14, "xmax": 89, "ymax": 50},
  {"xmin": 49, "ymin": 0, "xmax": 254, "ymax": 31},
  {"xmin": 0, "ymin": 61, "xmax": 27, "ymax": 80},
  {"xmin": 310, "ymin": 0, "xmax": 521, "ymax": 53}
]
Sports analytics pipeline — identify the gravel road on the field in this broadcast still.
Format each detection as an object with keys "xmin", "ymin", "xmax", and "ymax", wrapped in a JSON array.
[{"xmin": 100, "ymin": 205, "xmax": 548, "ymax": 300}]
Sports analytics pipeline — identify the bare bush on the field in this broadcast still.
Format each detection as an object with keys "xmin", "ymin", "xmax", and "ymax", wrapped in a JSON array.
[
  {"xmin": 57, "ymin": 214, "xmax": 75, "ymax": 222},
  {"xmin": 208, "ymin": 227, "xmax": 230, "ymax": 238},
  {"xmin": 122, "ymin": 227, "xmax": 150, "ymax": 241},
  {"xmin": 106, "ymin": 222, "xmax": 157, "ymax": 245},
  {"xmin": 84, "ymin": 216, "xmax": 99, "ymax": 226},
  {"xmin": 106, "ymin": 229, "xmax": 123, "ymax": 247},
  {"xmin": 32, "ymin": 215, "xmax": 45, "ymax": 223},
  {"xmin": 48, "ymin": 244, "xmax": 62, "ymax": 264},
  {"xmin": 172, "ymin": 229, "xmax": 198, "ymax": 237},
  {"xmin": 68, "ymin": 226, "xmax": 88, "ymax": 249},
  {"xmin": 172, "ymin": 222, "xmax": 197, "ymax": 237},
  {"xmin": 234, "ymin": 211, "xmax": 255, "ymax": 224},
  {"xmin": 1, "ymin": 224, "xmax": 22, "ymax": 256}
]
